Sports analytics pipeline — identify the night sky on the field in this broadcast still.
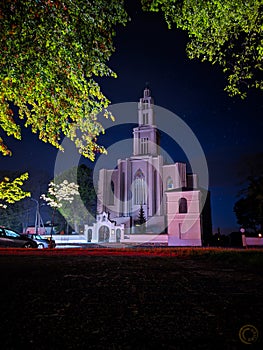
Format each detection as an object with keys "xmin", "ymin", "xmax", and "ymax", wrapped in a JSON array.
[{"xmin": 1, "ymin": 2, "xmax": 262, "ymax": 234}]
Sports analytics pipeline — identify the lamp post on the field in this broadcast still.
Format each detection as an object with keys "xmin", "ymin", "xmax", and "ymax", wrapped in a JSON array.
[
  {"xmin": 240, "ymin": 227, "xmax": 246, "ymax": 248},
  {"xmin": 50, "ymin": 208, "xmax": 56, "ymax": 240},
  {"xmin": 31, "ymin": 198, "xmax": 45, "ymax": 235}
]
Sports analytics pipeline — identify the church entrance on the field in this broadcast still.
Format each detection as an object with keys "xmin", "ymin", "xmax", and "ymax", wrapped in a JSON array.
[{"xmin": 98, "ymin": 225, "xmax": 110, "ymax": 242}]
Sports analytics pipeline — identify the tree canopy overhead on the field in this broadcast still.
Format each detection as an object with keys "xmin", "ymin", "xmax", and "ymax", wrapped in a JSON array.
[
  {"xmin": 0, "ymin": 0, "xmax": 128, "ymax": 159},
  {"xmin": 0, "ymin": 172, "xmax": 30, "ymax": 208},
  {"xmin": 1, "ymin": 0, "xmax": 262, "ymax": 161},
  {"xmin": 142, "ymin": 0, "xmax": 263, "ymax": 98}
]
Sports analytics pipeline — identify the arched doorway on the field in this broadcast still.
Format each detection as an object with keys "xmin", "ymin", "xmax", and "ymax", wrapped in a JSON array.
[
  {"xmin": 116, "ymin": 229, "xmax": 121, "ymax": 243},
  {"xmin": 88, "ymin": 229, "xmax": 92, "ymax": 242},
  {"xmin": 98, "ymin": 225, "xmax": 110, "ymax": 242}
]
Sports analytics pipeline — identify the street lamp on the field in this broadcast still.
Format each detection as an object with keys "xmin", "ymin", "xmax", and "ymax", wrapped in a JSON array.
[{"xmin": 30, "ymin": 198, "xmax": 45, "ymax": 235}]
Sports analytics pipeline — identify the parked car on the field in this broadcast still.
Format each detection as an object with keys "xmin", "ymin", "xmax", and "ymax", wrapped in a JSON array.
[
  {"xmin": 23, "ymin": 234, "xmax": 56, "ymax": 249},
  {"xmin": 0, "ymin": 227, "xmax": 38, "ymax": 248}
]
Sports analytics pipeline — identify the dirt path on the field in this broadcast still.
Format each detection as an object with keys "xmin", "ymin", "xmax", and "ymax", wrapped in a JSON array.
[{"xmin": 0, "ymin": 251, "xmax": 262, "ymax": 349}]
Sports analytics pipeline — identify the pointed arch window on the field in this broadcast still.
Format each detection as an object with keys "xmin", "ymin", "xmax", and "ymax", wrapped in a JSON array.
[
  {"xmin": 179, "ymin": 197, "xmax": 187, "ymax": 213},
  {"xmin": 166, "ymin": 177, "xmax": 174, "ymax": 190},
  {"xmin": 133, "ymin": 169, "xmax": 147, "ymax": 205}
]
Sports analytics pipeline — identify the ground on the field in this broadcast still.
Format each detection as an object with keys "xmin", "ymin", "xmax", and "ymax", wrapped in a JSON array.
[{"xmin": 0, "ymin": 248, "xmax": 262, "ymax": 349}]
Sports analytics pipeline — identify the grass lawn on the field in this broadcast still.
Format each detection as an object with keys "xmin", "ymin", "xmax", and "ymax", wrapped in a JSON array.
[{"xmin": 0, "ymin": 247, "xmax": 262, "ymax": 349}]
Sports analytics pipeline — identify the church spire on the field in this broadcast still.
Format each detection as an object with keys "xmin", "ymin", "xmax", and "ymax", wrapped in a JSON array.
[
  {"xmin": 141, "ymin": 84, "xmax": 153, "ymax": 104},
  {"xmin": 133, "ymin": 86, "xmax": 159, "ymax": 156},
  {"xmin": 138, "ymin": 86, "xmax": 154, "ymax": 126},
  {"xmin": 143, "ymin": 82, "xmax": 150, "ymax": 99}
]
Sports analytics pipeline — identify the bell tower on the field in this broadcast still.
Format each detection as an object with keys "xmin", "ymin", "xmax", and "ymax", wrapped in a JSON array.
[
  {"xmin": 138, "ymin": 86, "xmax": 155, "ymax": 126},
  {"xmin": 133, "ymin": 86, "xmax": 160, "ymax": 156}
]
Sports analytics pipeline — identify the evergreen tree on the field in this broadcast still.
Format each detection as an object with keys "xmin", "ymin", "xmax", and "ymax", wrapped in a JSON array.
[{"xmin": 138, "ymin": 204, "xmax": 146, "ymax": 225}]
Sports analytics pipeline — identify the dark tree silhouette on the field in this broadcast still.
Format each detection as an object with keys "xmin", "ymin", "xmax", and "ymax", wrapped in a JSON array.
[{"xmin": 234, "ymin": 175, "xmax": 263, "ymax": 233}]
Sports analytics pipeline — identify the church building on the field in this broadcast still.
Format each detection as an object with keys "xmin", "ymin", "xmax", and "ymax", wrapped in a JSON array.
[{"xmin": 85, "ymin": 87, "xmax": 212, "ymax": 246}]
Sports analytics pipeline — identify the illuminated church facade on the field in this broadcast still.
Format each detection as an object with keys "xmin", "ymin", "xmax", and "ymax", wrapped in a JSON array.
[{"xmin": 85, "ymin": 88, "xmax": 212, "ymax": 246}]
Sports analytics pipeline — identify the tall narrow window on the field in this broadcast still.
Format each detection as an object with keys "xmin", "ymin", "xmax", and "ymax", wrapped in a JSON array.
[
  {"xmin": 108, "ymin": 181, "xmax": 114, "ymax": 205},
  {"xmin": 179, "ymin": 197, "xmax": 187, "ymax": 213},
  {"xmin": 132, "ymin": 169, "xmax": 146, "ymax": 205},
  {"xmin": 143, "ymin": 112, "xmax": 148, "ymax": 125},
  {"xmin": 153, "ymin": 170, "xmax": 157, "ymax": 215},
  {"xmin": 166, "ymin": 177, "xmax": 174, "ymax": 190},
  {"xmin": 140, "ymin": 137, "xmax": 148, "ymax": 154}
]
